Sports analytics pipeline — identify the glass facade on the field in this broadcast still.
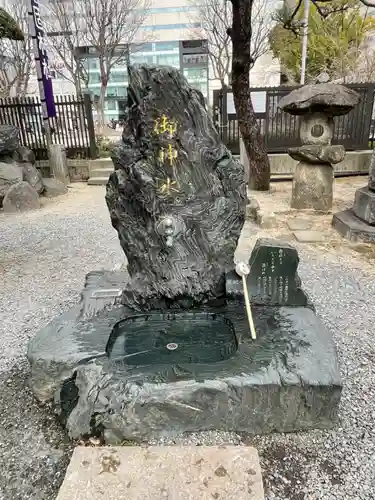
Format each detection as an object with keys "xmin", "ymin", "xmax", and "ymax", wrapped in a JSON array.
[{"xmin": 86, "ymin": 40, "xmax": 208, "ymax": 122}]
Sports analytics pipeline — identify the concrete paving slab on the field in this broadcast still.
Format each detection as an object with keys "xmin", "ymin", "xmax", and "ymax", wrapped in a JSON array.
[
  {"xmin": 293, "ymin": 230, "xmax": 325, "ymax": 242},
  {"xmin": 56, "ymin": 446, "xmax": 264, "ymax": 500},
  {"xmin": 287, "ymin": 218, "xmax": 312, "ymax": 231}
]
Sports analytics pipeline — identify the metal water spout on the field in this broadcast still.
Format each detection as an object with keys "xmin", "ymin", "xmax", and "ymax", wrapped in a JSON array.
[{"xmin": 156, "ymin": 216, "xmax": 177, "ymax": 247}]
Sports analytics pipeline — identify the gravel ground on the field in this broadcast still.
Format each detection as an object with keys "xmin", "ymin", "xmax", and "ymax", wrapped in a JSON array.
[{"xmin": 0, "ymin": 184, "xmax": 374, "ymax": 500}]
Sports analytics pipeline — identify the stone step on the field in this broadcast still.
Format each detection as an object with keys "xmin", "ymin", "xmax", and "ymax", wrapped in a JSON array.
[
  {"xmin": 56, "ymin": 445, "xmax": 264, "ymax": 500},
  {"xmin": 87, "ymin": 177, "xmax": 109, "ymax": 186},
  {"xmin": 90, "ymin": 168, "xmax": 114, "ymax": 178},
  {"xmin": 90, "ymin": 158, "xmax": 114, "ymax": 168}
]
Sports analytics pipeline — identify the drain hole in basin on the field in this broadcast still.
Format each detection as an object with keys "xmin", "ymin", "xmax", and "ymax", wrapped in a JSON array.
[{"xmin": 106, "ymin": 312, "xmax": 238, "ymax": 366}]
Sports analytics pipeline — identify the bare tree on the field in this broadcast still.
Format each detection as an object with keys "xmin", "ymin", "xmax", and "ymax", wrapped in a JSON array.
[
  {"xmin": 189, "ymin": 0, "xmax": 273, "ymax": 89},
  {"xmin": 80, "ymin": 0, "xmax": 149, "ymax": 130},
  {"xmin": 44, "ymin": 0, "xmax": 89, "ymax": 94},
  {"xmin": 46, "ymin": 0, "xmax": 149, "ymax": 129},
  {"xmin": 0, "ymin": 1, "xmax": 33, "ymax": 97}
]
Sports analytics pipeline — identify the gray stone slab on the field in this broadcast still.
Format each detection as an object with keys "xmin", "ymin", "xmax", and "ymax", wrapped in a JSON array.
[
  {"xmin": 287, "ymin": 218, "xmax": 312, "ymax": 231},
  {"xmin": 332, "ymin": 209, "xmax": 375, "ymax": 243},
  {"xmin": 293, "ymin": 230, "xmax": 325, "ymax": 242},
  {"xmin": 353, "ymin": 185, "xmax": 375, "ymax": 225},
  {"xmin": 27, "ymin": 273, "xmax": 342, "ymax": 444},
  {"xmin": 226, "ymin": 239, "xmax": 313, "ymax": 309},
  {"xmin": 56, "ymin": 446, "xmax": 264, "ymax": 500}
]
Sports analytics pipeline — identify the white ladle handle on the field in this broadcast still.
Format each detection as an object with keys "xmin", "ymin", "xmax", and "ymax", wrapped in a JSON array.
[{"xmin": 242, "ymin": 275, "xmax": 257, "ymax": 340}]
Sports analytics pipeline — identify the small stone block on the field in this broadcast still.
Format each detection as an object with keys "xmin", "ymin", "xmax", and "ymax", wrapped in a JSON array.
[
  {"xmin": 332, "ymin": 209, "xmax": 375, "ymax": 243},
  {"xmin": 246, "ymin": 197, "xmax": 260, "ymax": 220},
  {"xmin": 80, "ymin": 271, "xmax": 129, "ymax": 317},
  {"xmin": 90, "ymin": 289, "xmax": 122, "ymax": 299},
  {"xmin": 353, "ymin": 186, "xmax": 375, "ymax": 225},
  {"xmin": 256, "ymin": 210, "xmax": 276, "ymax": 229},
  {"xmin": 55, "ymin": 446, "xmax": 265, "ymax": 500},
  {"xmin": 42, "ymin": 178, "xmax": 68, "ymax": 198},
  {"xmin": 293, "ymin": 230, "xmax": 325, "ymax": 242},
  {"xmin": 287, "ymin": 218, "xmax": 312, "ymax": 231}
]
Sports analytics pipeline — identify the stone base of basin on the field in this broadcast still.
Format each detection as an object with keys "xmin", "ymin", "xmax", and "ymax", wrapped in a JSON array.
[
  {"xmin": 291, "ymin": 162, "xmax": 334, "ymax": 211},
  {"xmin": 332, "ymin": 208, "xmax": 375, "ymax": 242},
  {"xmin": 27, "ymin": 271, "xmax": 342, "ymax": 444}
]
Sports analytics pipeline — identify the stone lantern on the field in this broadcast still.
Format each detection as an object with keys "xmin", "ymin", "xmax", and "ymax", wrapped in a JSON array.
[{"xmin": 279, "ymin": 84, "xmax": 360, "ymax": 211}]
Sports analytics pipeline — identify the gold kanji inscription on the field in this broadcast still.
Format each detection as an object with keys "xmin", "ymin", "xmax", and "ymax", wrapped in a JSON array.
[{"xmin": 153, "ymin": 114, "xmax": 178, "ymax": 138}]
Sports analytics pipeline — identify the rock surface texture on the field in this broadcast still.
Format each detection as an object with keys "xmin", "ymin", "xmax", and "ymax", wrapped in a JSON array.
[
  {"xmin": 0, "ymin": 124, "xmax": 45, "ymax": 210},
  {"xmin": 279, "ymin": 83, "xmax": 360, "ymax": 116},
  {"xmin": 279, "ymin": 84, "xmax": 359, "ymax": 211},
  {"xmin": 288, "ymin": 145, "xmax": 345, "ymax": 165},
  {"xmin": 27, "ymin": 66, "xmax": 341, "ymax": 444},
  {"xmin": 0, "ymin": 161, "xmax": 22, "ymax": 204},
  {"xmin": 3, "ymin": 181, "xmax": 41, "ymax": 212},
  {"xmin": 106, "ymin": 65, "xmax": 246, "ymax": 308},
  {"xmin": 0, "ymin": 124, "xmax": 67, "ymax": 211},
  {"xmin": 42, "ymin": 178, "xmax": 69, "ymax": 198}
]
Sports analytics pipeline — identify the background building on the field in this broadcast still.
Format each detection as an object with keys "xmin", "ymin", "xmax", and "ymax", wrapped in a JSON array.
[
  {"xmin": 82, "ymin": 0, "xmax": 208, "ymax": 122},
  {"xmin": 29, "ymin": 0, "xmax": 279, "ymax": 122}
]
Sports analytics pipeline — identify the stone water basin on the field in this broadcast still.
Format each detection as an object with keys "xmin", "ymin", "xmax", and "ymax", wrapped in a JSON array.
[
  {"xmin": 107, "ymin": 312, "xmax": 238, "ymax": 366},
  {"xmin": 27, "ymin": 271, "xmax": 343, "ymax": 443}
]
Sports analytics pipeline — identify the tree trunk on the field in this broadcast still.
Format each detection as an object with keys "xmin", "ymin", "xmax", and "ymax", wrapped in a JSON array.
[
  {"xmin": 97, "ymin": 58, "xmax": 108, "ymax": 133},
  {"xmin": 230, "ymin": 0, "xmax": 270, "ymax": 191},
  {"xmin": 96, "ymin": 84, "xmax": 106, "ymax": 133}
]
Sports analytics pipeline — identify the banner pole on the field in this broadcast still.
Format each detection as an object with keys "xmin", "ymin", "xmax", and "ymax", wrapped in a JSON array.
[{"xmin": 28, "ymin": 0, "xmax": 56, "ymax": 149}]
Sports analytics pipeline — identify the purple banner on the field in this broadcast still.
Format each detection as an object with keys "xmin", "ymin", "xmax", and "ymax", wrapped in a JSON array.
[{"xmin": 30, "ymin": 0, "xmax": 56, "ymax": 118}]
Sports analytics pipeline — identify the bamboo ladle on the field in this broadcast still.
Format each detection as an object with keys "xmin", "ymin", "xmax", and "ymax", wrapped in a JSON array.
[{"xmin": 235, "ymin": 261, "xmax": 257, "ymax": 340}]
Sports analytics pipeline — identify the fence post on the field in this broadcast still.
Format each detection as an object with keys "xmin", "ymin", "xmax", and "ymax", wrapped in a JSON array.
[{"xmin": 83, "ymin": 92, "xmax": 98, "ymax": 159}]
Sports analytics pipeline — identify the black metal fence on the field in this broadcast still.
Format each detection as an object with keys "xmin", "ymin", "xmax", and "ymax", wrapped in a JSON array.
[
  {"xmin": 0, "ymin": 93, "xmax": 97, "ymax": 161},
  {"xmin": 213, "ymin": 83, "xmax": 375, "ymax": 155}
]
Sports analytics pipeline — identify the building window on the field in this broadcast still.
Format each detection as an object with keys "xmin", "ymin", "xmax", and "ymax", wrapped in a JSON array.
[
  {"xmin": 131, "ymin": 42, "xmax": 153, "ymax": 53},
  {"xmin": 142, "ymin": 23, "xmax": 200, "ymax": 30},
  {"xmin": 89, "ymin": 73, "xmax": 101, "ymax": 84},
  {"xmin": 116, "ymin": 87, "xmax": 127, "ymax": 97},
  {"xmin": 106, "ymin": 100, "xmax": 117, "ymax": 110},
  {"xmin": 155, "ymin": 54, "xmax": 180, "ymax": 67},
  {"xmin": 88, "ymin": 59, "xmax": 99, "ymax": 70},
  {"xmin": 183, "ymin": 67, "xmax": 208, "ymax": 81},
  {"xmin": 147, "ymin": 7, "xmax": 192, "ymax": 13},
  {"xmin": 130, "ymin": 54, "xmax": 154, "ymax": 64},
  {"xmin": 182, "ymin": 54, "xmax": 208, "ymax": 65},
  {"xmin": 110, "ymin": 73, "xmax": 127, "ymax": 83},
  {"xmin": 154, "ymin": 41, "xmax": 179, "ymax": 52}
]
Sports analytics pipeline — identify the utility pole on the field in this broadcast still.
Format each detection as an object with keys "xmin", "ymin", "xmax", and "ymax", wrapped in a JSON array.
[{"xmin": 300, "ymin": 0, "xmax": 310, "ymax": 85}]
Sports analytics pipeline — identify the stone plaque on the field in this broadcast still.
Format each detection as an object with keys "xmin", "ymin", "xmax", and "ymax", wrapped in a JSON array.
[{"xmin": 226, "ymin": 238, "xmax": 311, "ymax": 307}]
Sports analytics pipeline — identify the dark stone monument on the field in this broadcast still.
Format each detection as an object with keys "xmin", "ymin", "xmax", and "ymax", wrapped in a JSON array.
[
  {"xmin": 27, "ymin": 65, "xmax": 342, "ymax": 444},
  {"xmin": 106, "ymin": 65, "xmax": 246, "ymax": 310},
  {"xmin": 332, "ymin": 152, "xmax": 375, "ymax": 242}
]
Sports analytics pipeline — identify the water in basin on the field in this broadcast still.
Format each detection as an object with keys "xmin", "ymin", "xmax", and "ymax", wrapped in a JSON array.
[{"xmin": 106, "ymin": 311, "xmax": 238, "ymax": 366}]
